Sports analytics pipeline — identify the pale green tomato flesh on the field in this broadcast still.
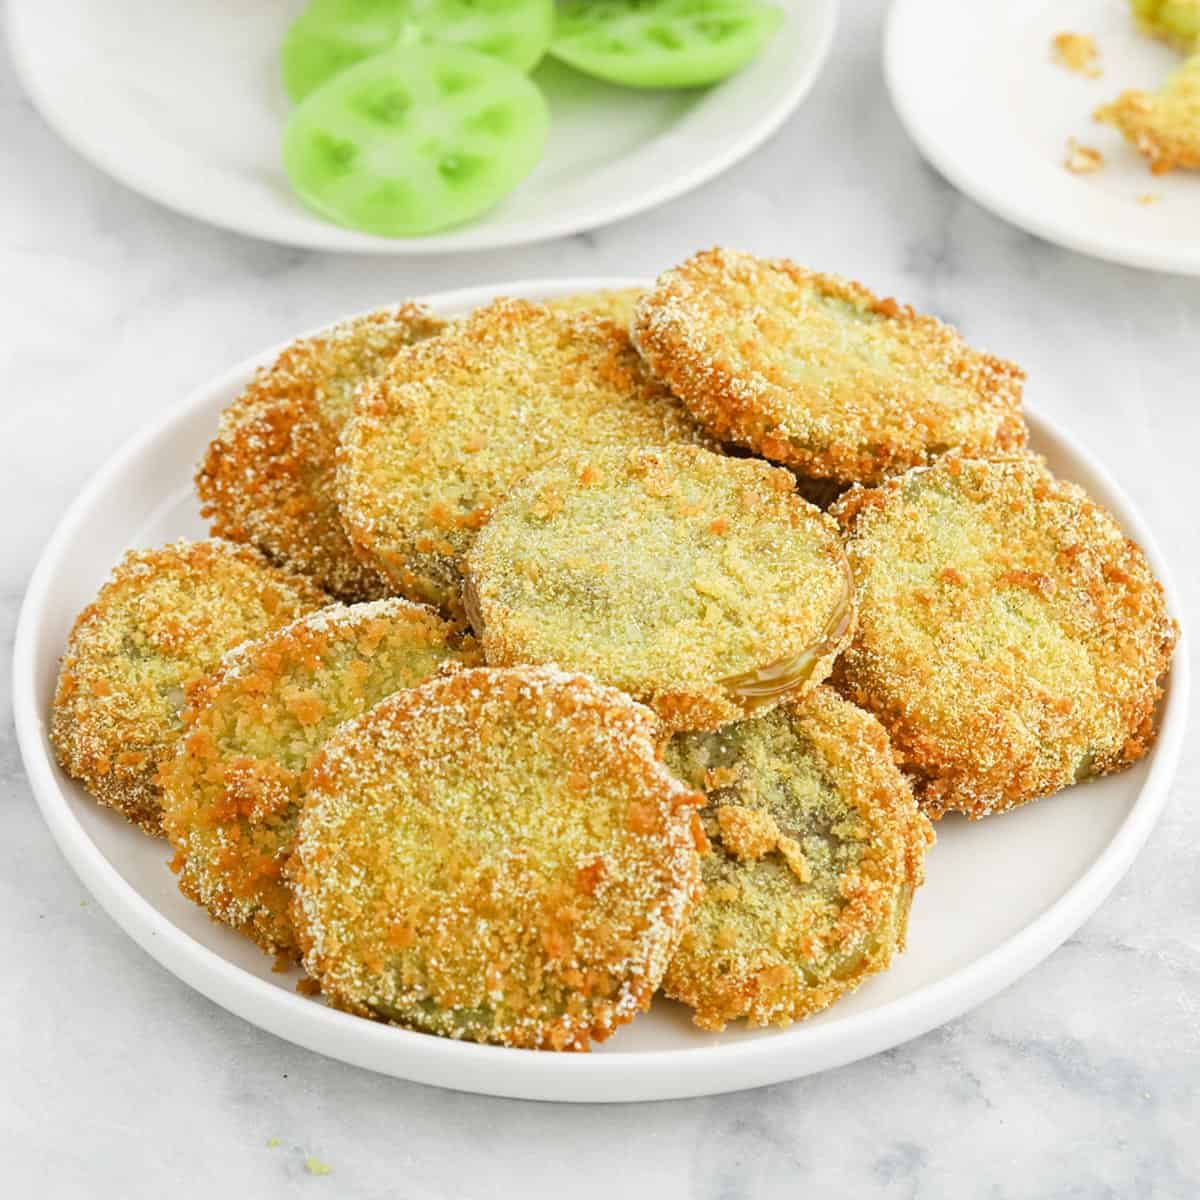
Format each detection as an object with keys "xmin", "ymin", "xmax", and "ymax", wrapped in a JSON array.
[
  {"xmin": 281, "ymin": 0, "xmax": 555, "ymax": 101},
  {"xmin": 551, "ymin": 0, "xmax": 783, "ymax": 89},
  {"xmin": 282, "ymin": 46, "xmax": 549, "ymax": 236}
]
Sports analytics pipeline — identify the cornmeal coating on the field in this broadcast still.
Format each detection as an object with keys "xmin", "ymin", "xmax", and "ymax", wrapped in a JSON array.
[
  {"xmin": 544, "ymin": 288, "xmax": 642, "ymax": 329},
  {"xmin": 465, "ymin": 445, "xmax": 854, "ymax": 732},
  {"xmin": 1096, "ymin": 50, "xmax": 1200, "ymax": 174},
  {"xmin": 51, "ymin": 540, "xmax": 325, "ymax": 835},
  {"xmin": 1132, "ymin": 0, "xmax": 1200, "ymax": 49},
  {"xmin": 291, "ymin": 666, "xmax": 705, "ymax": 1050},
  {"xmin": 664, "ymin": 687, "xmax": 932, "ymax": 1030},
  {"xmin": 336, "ymin": 299, "xmax": 704, "ymax": 615},
  {"xmin": 197, "ymin": 305, "xmax": 445, "ymax": 601},
  {"xmin": 632, "ymin": 248, "xmax": 1027, "ymax": 486},
  {"xmin": 831, "ymin": 457, "xmax": 1179, "ymax": 819},
  {"xmin": 161, "ymin": 599, "xmax": 472, "ymax": 956}
]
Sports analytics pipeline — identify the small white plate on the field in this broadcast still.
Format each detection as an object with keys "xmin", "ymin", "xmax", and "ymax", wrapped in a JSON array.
[
  {"xmin": 13, "ymin": 279, "xmax": 1188, "ymax": 1102},
  {"xmin": 886, "ymin": 0, "xmax": 1199, "ymax": 275},
  {"xmin": 7, "ymin": 0, "xmax": 837, "ymax": 253}
]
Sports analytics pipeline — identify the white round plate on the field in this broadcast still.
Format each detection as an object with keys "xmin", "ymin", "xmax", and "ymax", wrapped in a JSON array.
[
  {"xmin": 886, "ymin": 0, "xmax": 1200, "ymax": 275},
  {"xmin": 8, "ymin": 0, "xmax": 836, "ymax": 254},
  {"xmin": 13, "ymin": 279, "xmax": 1187, "ymax": 1102}
]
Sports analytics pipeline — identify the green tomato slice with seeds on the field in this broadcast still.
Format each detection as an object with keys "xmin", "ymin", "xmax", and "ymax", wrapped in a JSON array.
[
  {"xmin": 282, "ymin": 46, "xmax": 549, "ymax": 237},
  {"xmin": 551, "ymin": 0, "xmax": 783, "ymax": 89},
  {"xmin": 281, "ymin": 0, "xmax": 555, "ymax": 102}
]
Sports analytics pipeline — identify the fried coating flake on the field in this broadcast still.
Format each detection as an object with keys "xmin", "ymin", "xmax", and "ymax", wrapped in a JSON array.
[
  {"xmin": 831, "ymin": 456, "xmax": 1179, "ymax": 819},
  {"xmin": 664, "ymin": 688, "xmax": 932, "ymax": 1030},
  {"xmin": 632, "ymin": 248, "xmax": 1027, "ymax": 486},
  {"xmin": 1052, "ymin": 32, "xmax": 1102, "ymax": 77},
  {"xmin": 465, "ymin": 445, "xmax": 854, "ymax": 732},
  {"xmin": 51, "ymin": 540, "xmax": 325, "ymax": 834},
  {"xmin": 290, "ymin": 666, "xmax": 704, "ymax": 1050},
  {"xmin": 161, "ymin": 598, "xmax": 473, "ymax": 956},
  {"xmin": 196, "ymin": 305, "xmax": 445, "ymax": 601},
  {"xmin": 1065, "ymin": 138, "xmax": 1106, "ymax": 174},
  {"xmin": 1096, "ymin": 50, "xmax": 1200, "ymax": 174},
  {"xmin": 336, "ymin": 299, "xmax": 705, "ymax": 614}
]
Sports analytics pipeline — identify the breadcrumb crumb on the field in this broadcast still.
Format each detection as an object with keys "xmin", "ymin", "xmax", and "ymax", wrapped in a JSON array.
[
  {"xmin": 1052, "ymin": 33, "xmax": 1102, "ymax": 78},
  {"xmin": 1065, "ymin": 138, "xmax": 1106, "ymax": 173}
]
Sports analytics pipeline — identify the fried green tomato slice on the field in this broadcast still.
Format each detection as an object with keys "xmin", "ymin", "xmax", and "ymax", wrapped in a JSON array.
[
  {"xmin": 632, "ymin": 247, "xmax": 1028, "ymax": 486},
  {"xmin": 1096, "ymin": 49, "xmax": 1200, "ymax": 175},
  {"xmin": 50, "ymin": 541, "xmax": 326, "ymax": 835},
  {"xmin": 1131, "ymin": 0, "xmax": 1200, "ymax": 50},
  {"xmin": 831, "ymin": 456, "xmax": 1179, "ymax": 819},
  {"xmin": 196, "ymin": 305, "xmax": 445, "ymax": 602},
  {"xmin": 161, "ymin": 598, "xmax": 473, "ymax": 957},
  {"xmin": 664, "ymin": 687, "xmax": 933, "ymax": 1030},
  {"xmin": 465, "ymin": 445, "xmax": 854, "ymax": 732},
  {"xmin": 291, "ymin": 665, "xmax": 705, "ymax": 1050},
  {"xmin": 336, "ymin": 298, "xmax": 705, "ymax": 614}
]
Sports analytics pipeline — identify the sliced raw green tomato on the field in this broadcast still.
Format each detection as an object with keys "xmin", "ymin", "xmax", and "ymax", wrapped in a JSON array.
[
  {"xmin": 281, "ymin": 0, "xmax": 554, "ymax": 102},
  {"xmin": 282, "ymin": 46, "xmax": 549, "ymax": 236},
  {"xmin": 550, "ymin": 0, "xmax": 783, "ymax": 89}
]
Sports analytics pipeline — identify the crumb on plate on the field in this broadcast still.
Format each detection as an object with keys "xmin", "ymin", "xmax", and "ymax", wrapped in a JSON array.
[
  {"xmin": 1052, "ymin": 32, "xmax": 1103, "ymax": 77},
  {"xmin": 1066, "ymin": 138, "xmax": 1106, "ymax": 173}
]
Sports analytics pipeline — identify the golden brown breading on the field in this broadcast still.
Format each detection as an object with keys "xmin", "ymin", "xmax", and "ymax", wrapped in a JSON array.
[
  {"xmin": 664, "ymin": 687, "xmax": 932, "ymax": 1030},
  {"xmin": 1096, "ymin": 50, "xmax": 1200, "ymax": 174},
  {"xmin": 290, "ymin": 665, "xmax": 705, "ymax": 1050},
  {"xmin": 544, "ymin": 287, "xmax": 642, "ymax": 328},
  {"xmin": 831, "ymin": 456, "xmax": 1179, "ymax": 819},
  {"xmin": 50, "ymin": 540, "xmax": 325, "ymax": 834},
  {"xmin": 632, "ymin": 248, "xmax": 1027, "ymax": 486},
  {"xmin": 465, "ymin": 445, "xmax": 853, "ymax": 732},
  {"xmin": 336, "ymin": 299, "xmax": 705, "ymax": 615},
  {"xmin": 196, "ymin": 305, "xmax": 445, "ymax": 601},
  {"xmin": 161, "ymin": 599, "xmax": 474, "ymax": 956}
]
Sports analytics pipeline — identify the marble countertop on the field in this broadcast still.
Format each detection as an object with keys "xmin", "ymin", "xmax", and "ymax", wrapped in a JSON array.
[{"xmin": 2, "ymin": 1, "xmax": 1197, "ymax": 1195}]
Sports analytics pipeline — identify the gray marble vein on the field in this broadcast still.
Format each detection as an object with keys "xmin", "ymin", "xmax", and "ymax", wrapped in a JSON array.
[{"xmin": 2, "ymin": 1, "xmax": 1197, "ymax": 1195}]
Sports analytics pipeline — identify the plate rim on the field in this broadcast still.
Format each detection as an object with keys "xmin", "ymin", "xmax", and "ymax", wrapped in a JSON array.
[
  {"xmin": 6, "ymin": 0, "xmax": 839, "ymax": 254},
  {"xmin": 884, "ymin": 0, "xmax": 1200, "ymax": 277},
  {"xmin": 12, "ymin": 276, "xmax": 1190, "ymax": 1102}
]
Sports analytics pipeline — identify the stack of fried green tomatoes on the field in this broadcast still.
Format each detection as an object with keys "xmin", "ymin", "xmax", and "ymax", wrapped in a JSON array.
[{"xmin": 280, "ymin": 0, "xmax": 784, "ymax": 237}]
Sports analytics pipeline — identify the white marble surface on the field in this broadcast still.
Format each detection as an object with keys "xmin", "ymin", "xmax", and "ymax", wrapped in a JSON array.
[{"xmin": 2, "ymin": 1, "xmax": 1197, "ymax": 1195}]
